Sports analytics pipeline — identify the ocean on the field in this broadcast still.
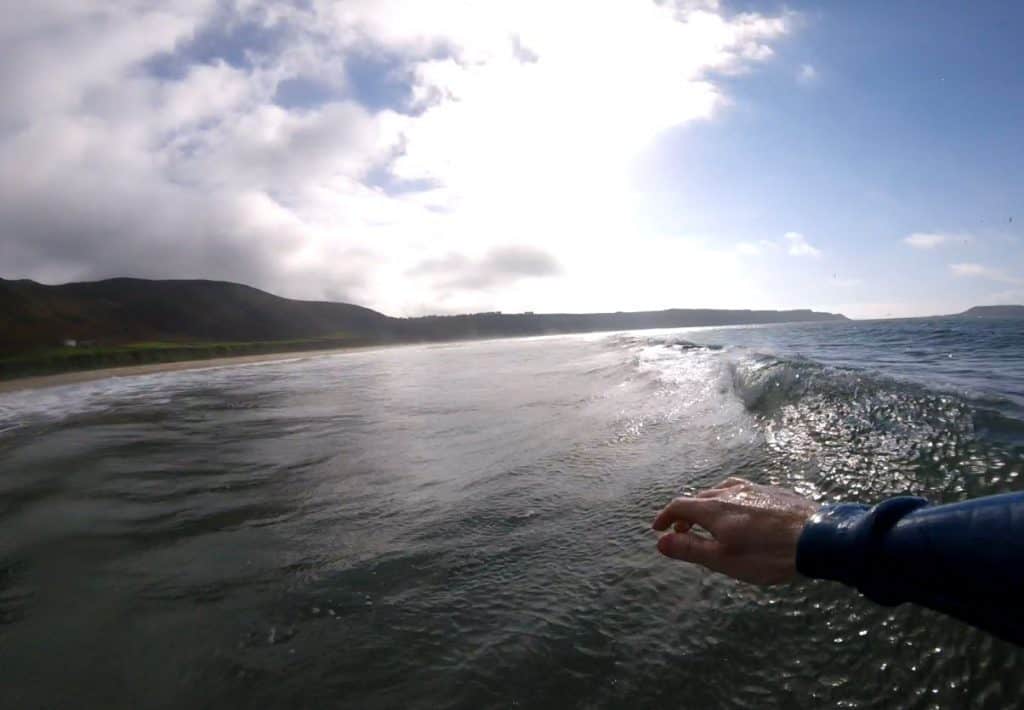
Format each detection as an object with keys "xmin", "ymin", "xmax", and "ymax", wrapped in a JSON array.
[{"xmin": 1, "ymin": 317, "xmax": 1022, "ymax": 708}]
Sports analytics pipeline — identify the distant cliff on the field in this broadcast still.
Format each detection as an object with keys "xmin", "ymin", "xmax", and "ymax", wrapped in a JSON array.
[
  {"xmin": 0, "ymin": 276, "xmax": 847, "ymax": 355},
  {"xmin": 397, "ymin": 308, "xmax": 847, "ymax": 340},
  {"xmin": 956, "ymin": 305, "xmax": 1024, "ymax": 318}
]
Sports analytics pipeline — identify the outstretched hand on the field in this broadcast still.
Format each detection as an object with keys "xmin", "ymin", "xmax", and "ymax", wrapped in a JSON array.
[{"xmin": 652, "ymin": 477, "xmax": 820, "ymax": 585}]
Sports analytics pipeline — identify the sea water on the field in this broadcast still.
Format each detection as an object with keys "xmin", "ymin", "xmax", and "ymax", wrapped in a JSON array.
[{"xmin": 1, "ymin": 318, "xmax": 1022, "ymax": 707}]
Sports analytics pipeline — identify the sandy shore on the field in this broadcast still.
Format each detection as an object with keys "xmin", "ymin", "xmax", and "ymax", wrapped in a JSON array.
[{"xmin": 0, "ymin": 345, "xmax": 379, "ymax": 395}]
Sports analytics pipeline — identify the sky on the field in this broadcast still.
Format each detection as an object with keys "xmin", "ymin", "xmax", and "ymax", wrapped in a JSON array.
[{"xmin": 0, "ymin": 1, "xmax": 1021, "ymax": 319}]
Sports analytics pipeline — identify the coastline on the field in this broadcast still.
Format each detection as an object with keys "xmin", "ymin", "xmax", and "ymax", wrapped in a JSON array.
[
  {"xmin": 0, "ymin": 344, "xmax": 383, "ymax": 395},
  {"xmin": 0, "ymin": 317, "xmax": 857, "ymax": 397}
]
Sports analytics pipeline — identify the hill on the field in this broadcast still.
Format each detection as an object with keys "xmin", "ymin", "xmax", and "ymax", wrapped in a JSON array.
[
  {"xmin": 956, "ymin": 305, "xmax": 1024, "ymax": 318},
  {"xmin": 0, "ymin": 277, "xmax": 396, "ymax": 353},
  {"xmin": 0, "ymin": 277, "xmax": 848, "ymax": 377}
]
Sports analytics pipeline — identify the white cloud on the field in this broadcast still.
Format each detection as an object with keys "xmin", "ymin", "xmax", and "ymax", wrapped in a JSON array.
[
  {"xmin": 950, "ymin": 263, "xmax": 986, "ymax": 277},
  {"xmin": 0, "ymin": 0, "xmax": 797, "ymax": 315},
  {"xmin": 784, "ymin": 232, "xmax": 821, "ymax": 257},
  {"xmin": 904, "ymin": 232, "xmax": 948, "ymax": 249},
  {"xmin": 797, "ymin": 63, "xmax": 817, "ymax": 84},
  {"xmin": 903, "ymin": 232, "xmax": 973, "ymax": 249},
  {"xmin": 735, "ymin": 234, "xmax": 823, "ymax": 259},
  {"xmin": 949, "ymin": 262, "xmax": 1021, "ymax": 284}
]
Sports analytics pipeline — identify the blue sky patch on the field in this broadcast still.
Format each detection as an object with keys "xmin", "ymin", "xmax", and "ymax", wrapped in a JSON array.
[{"xmin": 144, "ymin": 11, "xmax": 289, "ymax": 80}]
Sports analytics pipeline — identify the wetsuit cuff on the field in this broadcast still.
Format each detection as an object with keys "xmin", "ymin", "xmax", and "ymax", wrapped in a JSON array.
[
  {"xmin": 796, "ymin": 503, "xmax": 870, "ymax": 586},
  {"xmin": 796, "ymin": 496, "xmax": 930, "ymax": 595}
]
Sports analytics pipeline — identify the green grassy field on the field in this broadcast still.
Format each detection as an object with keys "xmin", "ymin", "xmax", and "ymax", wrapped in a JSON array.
[{"xmin": 0, "ymin": 335, "xmax": 376, "ymax": 380}]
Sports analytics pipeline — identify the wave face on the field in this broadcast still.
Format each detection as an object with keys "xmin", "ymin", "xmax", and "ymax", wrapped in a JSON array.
[{"xmin": 1, "ymin": 318, "xmax": 1023, "ymax": 708}]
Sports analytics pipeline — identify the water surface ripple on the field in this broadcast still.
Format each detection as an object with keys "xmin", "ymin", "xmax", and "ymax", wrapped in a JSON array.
[{"xmin": 1, "ymin": 318, "xmax": 1022, "ymax": 708}]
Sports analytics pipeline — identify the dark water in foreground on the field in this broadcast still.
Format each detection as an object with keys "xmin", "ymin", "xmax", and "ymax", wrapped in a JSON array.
[{"xmin": 1, "ymin": 318, "xmax": 1023, "ymax": 708}]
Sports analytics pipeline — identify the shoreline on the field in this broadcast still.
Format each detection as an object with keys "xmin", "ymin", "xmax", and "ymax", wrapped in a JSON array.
[
  {"xmin": 0, "ymin": 319, "xmax": 854, "ymax": 397},
  {"xmin": 0, "ymin": 344, "xmax": 384, "ymax": 395}
]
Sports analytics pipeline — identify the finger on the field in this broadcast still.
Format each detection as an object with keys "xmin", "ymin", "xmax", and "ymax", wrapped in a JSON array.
[
  {"xmin": 695, "ymin": 477, "xmax": 748, "ymax": 498},
  {"xmin": 657, "ymin": 532, "xmax": 722, "ymax": 568},
  {"xmin": 673, "ymin": 520, "xmax": 692, "ymax": 533},
  {"xmin": 651, "ymin": 497, "xmax": 721, "ymax": 532},
  {"xmin": 713, "ymin": 476, "xmax": 749, "ymax": 490}
]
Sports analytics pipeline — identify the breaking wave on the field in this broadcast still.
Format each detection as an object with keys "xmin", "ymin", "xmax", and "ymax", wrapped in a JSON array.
[{"xmin": 617, "ymin": 332, "xmax": 1024, "ymax": 503}]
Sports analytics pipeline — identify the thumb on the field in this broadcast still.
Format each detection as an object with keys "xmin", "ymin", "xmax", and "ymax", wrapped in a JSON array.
[{"xmin": 657, "ymin": 532, "xmax": 722, "ymax": 569}]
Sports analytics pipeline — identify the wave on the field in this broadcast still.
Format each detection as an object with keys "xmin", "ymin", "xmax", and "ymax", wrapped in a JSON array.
[
  {"xmin": 617, "ymin": 331, "xmax": 1024, "ymax": 435},
  {"xmin": 612, "ymin": 333, "xmax": 1024, "ymax": 500},
  {"xmin": 602, "ymin": 332, "xmax": 712, "ymax": 350},
  {"xmin": 728, "ymin": 352, "xmax": 1024, "ymax": 449}
]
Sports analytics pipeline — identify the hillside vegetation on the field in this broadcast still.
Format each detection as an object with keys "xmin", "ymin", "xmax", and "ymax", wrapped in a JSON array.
[{"xmin": 0, "ymin": 277, "xmax": 849, "ymax": 378}]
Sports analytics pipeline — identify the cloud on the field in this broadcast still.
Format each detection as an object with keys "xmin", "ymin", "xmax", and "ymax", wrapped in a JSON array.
[
  {"xmin": 904, "ymin": 233, "xmax": 949, "ymax": 249},
  {"xmin": 903, "ymin": 232, "xmax": 973, "ymax": 249},
  {"xmin": 480, "ymin": 246, "xmax": 560, "ymax": 278},
  {"xmin": 734, "ymin": 234, "xmax": 822, "ymax": 258},
  {"xmin": 796, "ymin": 63, "xmax": 817, "ymax": 84},
  {"xmin": 949, "ymin": 263, "xmax": 1021, "ymax": 284},
  {"xmin": 409, "ymin": 245, "xmax": 560, "ymax": 290},
  {"xmin": 784, "ymin": 232, "xmax": 821, "ymax": 257},
  {"xmin": 0, "ymin": 0, "xmax": 796, "ymax": 315}
]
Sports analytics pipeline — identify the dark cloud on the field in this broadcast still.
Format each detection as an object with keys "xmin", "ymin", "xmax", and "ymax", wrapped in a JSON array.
[
  {"xmin": 0, "ymin": 174, "xmax": 289, "ymax": 289},
  {"xmin": 409, "ymin": 245, "xmax": 560, "ymax": 290},
  {"xmin": 481, "ymin": 246, "xmax": 560, "ymax": 277}
]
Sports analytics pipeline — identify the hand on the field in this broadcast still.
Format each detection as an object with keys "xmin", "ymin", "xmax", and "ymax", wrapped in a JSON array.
[{"xmin": 652, "ymin": 477, "xmax": 820, "ymax": 585}]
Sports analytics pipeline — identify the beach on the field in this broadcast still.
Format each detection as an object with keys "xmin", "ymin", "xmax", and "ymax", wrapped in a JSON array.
[{"xmin": 0, "ymin": 345, "xmax": 382, "ymax": 395}]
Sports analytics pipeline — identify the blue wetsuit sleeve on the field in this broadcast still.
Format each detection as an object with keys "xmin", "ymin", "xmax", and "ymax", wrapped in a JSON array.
[{"xmin": 796, "ymin": 492, "xmax": 1024, "ymax": 646}]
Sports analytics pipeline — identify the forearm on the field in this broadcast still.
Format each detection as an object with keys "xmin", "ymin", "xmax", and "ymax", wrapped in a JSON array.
[{"xmin": 797, "ymin": 492, "xmax": 1024, "ymax": 645}]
